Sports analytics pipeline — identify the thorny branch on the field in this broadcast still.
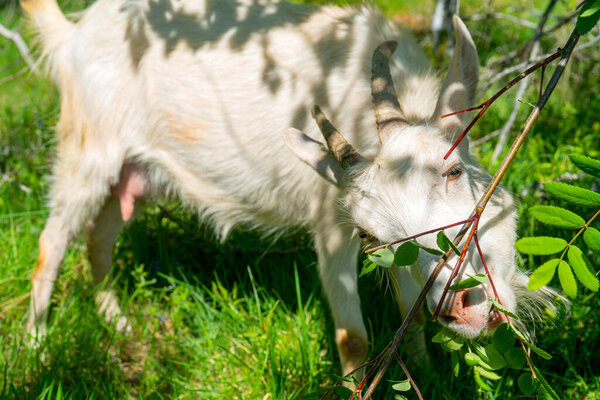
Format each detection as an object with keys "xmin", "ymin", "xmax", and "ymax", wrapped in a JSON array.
[{"xmin": 359, "ymin": 27, "xmax": 580, "ymax": 400}]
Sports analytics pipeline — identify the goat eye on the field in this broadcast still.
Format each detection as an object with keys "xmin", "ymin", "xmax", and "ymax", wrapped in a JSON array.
[
  {"xmin": 356, "ymin": 228, "xmax": 377, "ymax": 245},
  {"xmin": 357, "ymin": 228, "xmax": 371, "ymax": 240},
  {"xmin": 447, "ymin": 166, "xmax": 462, "ymax": 180}
]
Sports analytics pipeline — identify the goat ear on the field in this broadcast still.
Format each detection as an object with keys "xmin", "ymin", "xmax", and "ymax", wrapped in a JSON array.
[
  {"xmin": 283, "ymin": 128, "xmax": 344, "ymax": 186},
  {"xmin": 432, "ymin": 15, "xmax": 479, "ymax": 141}
]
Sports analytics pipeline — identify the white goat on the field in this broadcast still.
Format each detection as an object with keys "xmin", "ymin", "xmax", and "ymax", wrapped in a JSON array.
[{"xmin": 22, "ymin": 0, "xmax": 551, "ymax": 378}]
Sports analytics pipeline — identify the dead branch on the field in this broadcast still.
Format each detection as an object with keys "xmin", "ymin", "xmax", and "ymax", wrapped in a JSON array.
[
  {"xmin": 489, "ymin": 45, "xmax": 539, "ymax": 163},
  {"xmin": 0, "ymin": 23, "xmax": 34, "ymax": 69},
  {"xmin": 0, "ymin": 65, "xmax": 28, "ymax": 86},
  {"xmin": 490, "ymin": 40, "xmax": 541, "ymax": 163},
  {"xmin": 468, "ymin": 12, "xmax": 538, "ymax": 29}
]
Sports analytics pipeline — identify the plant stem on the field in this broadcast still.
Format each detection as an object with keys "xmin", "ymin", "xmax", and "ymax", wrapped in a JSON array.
[
  {"xmin": 558, "ymin": 207, "xmax": 600, "ymax": 261},
  {"xmin": 365, "ymin": 217, "xmax": 474, "ymax": 254},
  {"xmin": 433, "ymin": 211, "xmax": 481, "ymax": 320},
  {"xmin": 394, "ymin": 352, "xmax": 424, "ymax": 400},
  {"xmin": 443, "ymin": 50, "xmax": 562, "ymax": 159}
]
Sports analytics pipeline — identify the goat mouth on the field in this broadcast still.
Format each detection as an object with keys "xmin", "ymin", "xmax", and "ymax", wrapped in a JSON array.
[{"xmin": 486, "ymin": 308, "xmax": 506, "ymax": 331}]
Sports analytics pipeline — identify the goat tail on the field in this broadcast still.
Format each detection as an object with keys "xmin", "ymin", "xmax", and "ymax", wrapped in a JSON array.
[{"xmin": 21, "ymin": 0, "xmax": 74, "ymax": 66}]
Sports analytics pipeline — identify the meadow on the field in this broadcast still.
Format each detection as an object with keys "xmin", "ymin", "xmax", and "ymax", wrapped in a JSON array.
[{"xmin": 1, "ymin": 0, "xmax": 599, "ymax": 398}]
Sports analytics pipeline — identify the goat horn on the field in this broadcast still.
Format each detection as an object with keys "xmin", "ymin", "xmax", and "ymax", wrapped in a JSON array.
[
  {"xmin": 311, "ymin": 105, "xmax": 364, "ymax": 169},
  {"xmin": 371, "ymin": 41, "xmax": 406, "ymax": 142}
]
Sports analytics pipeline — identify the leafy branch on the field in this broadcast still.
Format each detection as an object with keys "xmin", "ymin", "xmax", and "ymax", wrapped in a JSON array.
[
  {"xmin": 516, "ymin": 155, "xmax": 600, "ymax": 298},
  {"xmin": 358, "ymin": 25, "xmax": 581, "ymax": 399}
]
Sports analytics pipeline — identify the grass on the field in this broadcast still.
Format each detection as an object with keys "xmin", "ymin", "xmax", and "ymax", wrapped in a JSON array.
[{"xmin": 1, "ymin": 0, "xmax": 600, "ymax": 399}]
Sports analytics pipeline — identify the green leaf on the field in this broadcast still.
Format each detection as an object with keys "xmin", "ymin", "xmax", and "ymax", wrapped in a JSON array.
[
  {"xmin": 568, "ymin": 245, "xmax": 599, "ymax": 292},
  {"xmin": 449, "ymin": 273, "xmax": 489, "ymax": 290},
  {"xmin": 451, "ymin": 351, "xmax": 460, "ymax": 377},
  {"xmin": 532, "ymin": 364, "xmax": 561, "ymax": 400},
  {"xmin": 518, "ymin": 373, "xmax": 536, "ymax": 396},
  {"xmin": 569, "ymin": 154, "xmax": 600, "ymax": 178},
  {"xmin": 577, "ymin": 0, "xmax": 600, "ymax": 35},
  {"xmin": 437, "ymin": 231, "xmax": 449, "ymax": 251},
  {"xmin": 474, "ymin": 344, "xmax": 506, "ymax": 370},
  {"xmin": 529, "ymin": 205, "xmax": 585, "ymax": 229},
  {"xmin": 484, "ymin": 344, "xmax": 507, "ymax": 370},
  {"xmin": 515, "ymin": 236, "xmax": 567, "ymax": 255},
  {"xmin": 464, "ymin": 352, "xmax": 481, "ymax": 366},
  {"xmin": 367, "ymin": 248, "xmax": 394, "ymax": 268},
  {"xmin": 391, "ymin": 379, "xmax": 411, "ymax": 392},
  {"xmin": 474, "ymin": 365, "xmax": 502, "ymax": 380},
  {"xmin": 581, "ymin": 0, "xmax": 600, "ymax": 17},
  {"xmin": 437, "ymin": 231, "xmax": 460, "ymax": 256},
  {"xmin": 469, "ymin": 347, "xmax": 495, "ymax": 370},
  {"xmin": 489, "ymin": 298, "xmax": 519, "ymax": 319},
  {"xmin": 394, "ymin": 395, "xmax": 408, "ymax": 400},
  {"xmin": 511, "ymin": 326, "xmax": 552, "ymax": 360},
  {"xmin": 359, "ymin": 259, "xmax": 377, "ymax": 277},
  {"xmin": 504, "ymin": 348, "xmax": 526, "ymax": 369},
  {"xmin": 441, "ymin": 338, "xmax": 464, "ymax": 351},
  {"xmin": 473, "ymin": 371, "xmax": 493, "ymax": 391},
  {"xmin": 431, "ymin": 328, "xmax": 454, "ymax": 343},
  {"xmin": 492, "ymin": 323, "xmax": 514, "ymax": 353},
  {"xmin": 417, "ymin": 243, "xmax": 444, "ymax": 256},
  {"xmin": 543, "ymin": 182, "xmax": 600, "ymax": 207},
  {"xmin": 432, "ymin": 327, "xmax": 464, "ymax": 350},
  {"xmin": 394, "ymin": 242, "xmax": 419, "ymax": 266},
  {"xmin": 558, "ymin": 261, "xmax": 577, "ymax": 299},
  {"xmin": 528, "ymin": 259, "xmax": 561, "ymax": 290},
  {"xmin": 584, "ymin": 227, "xmax": 600, "ymax": 252}
]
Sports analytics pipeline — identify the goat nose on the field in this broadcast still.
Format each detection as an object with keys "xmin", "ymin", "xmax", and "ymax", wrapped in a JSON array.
[
  {"xmin": 439, "ymin": 288, "xmax": 487, "ymax": 325},
  {"xmin": 439, "ymin": 290, "xmax": 469, "ymax": 324}
]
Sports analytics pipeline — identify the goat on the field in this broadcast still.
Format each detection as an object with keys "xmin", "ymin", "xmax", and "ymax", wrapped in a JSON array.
[{"xmin": 22, "ymin": 0, "xmax": 553, "ymax": 378}]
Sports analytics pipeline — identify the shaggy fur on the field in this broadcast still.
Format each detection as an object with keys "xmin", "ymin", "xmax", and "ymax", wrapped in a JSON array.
[{"xmin": 22, "ymin": 0, "xmax": 556, "ymax": 378}]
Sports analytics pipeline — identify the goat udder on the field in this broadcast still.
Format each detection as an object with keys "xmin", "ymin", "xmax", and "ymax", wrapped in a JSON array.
[{"xmin": 111, "ymin": 163, "xmax": 147, "ymax": 222}]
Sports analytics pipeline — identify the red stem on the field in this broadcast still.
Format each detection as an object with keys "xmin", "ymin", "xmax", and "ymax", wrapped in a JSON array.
[
  {"xmin": 442, "ymin": 50, "xmax": 562, "ymax": 160},
  {"xmin": 432, "ymin": 212, "xmax": 481, "ymax": 320},
  {"xmin": 443, "ymin": 103, "xmax": 490, "ymax": 159},
  {"xmin": 473, "ymin": 233, "xmax": 512, "ymax": 324},
  {"xmin": 365, "ymin": 217, "xmax": 475, "ymax": 254},
  {"xmin": 394, "ymin": 352, "xmax": 424, "ymax": 400}
]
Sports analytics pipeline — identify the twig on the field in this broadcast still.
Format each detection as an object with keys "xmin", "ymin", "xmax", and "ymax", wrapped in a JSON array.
[
  {"xmin": 467, "ymin": 12, "xmax": 538, "ymax": 29},
  {"xmin": 365, "ymin": 217, "xmax": 474, "ymax": 254},
  {"xmin": 0, "ymin": 65, "xmax": 28, "ymax": 86},
  {"xmin": 471, "ymin": 128, "xmax": 501, "ymax": 146},
  {"xmin": 394, "ymin": 352, "xmax": 424, "ymax": 400},
  {"xmin": 442, "ymin": 49, "xmax": 561, "ymax": 159},
  {"xmin": 482, "ymin": 29, "xmax": 597, "ymax": 93},
  {"xmin": 543, "ymin": 9, "xmax": 579, "ymax": 36},
  {"xmin": 0, "ymin": 23, "xmax": 34, "ymax": 69},
  {"xmin": 490, "ymin": 41, "xmax": 540, "ymax": 163},
  {"xmin": 432, "ymin": 210, "xmax": 481, "ymax": 320},
  {"xmin": 489, "ymin": 0, "xmax": 555, "ymax": 163},
  {"xmin": 521, "ymin": 0, "xmax": 558, "ymax": 57}
]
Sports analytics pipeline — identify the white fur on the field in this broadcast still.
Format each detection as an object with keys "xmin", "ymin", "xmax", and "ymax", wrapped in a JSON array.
[{"xmin": 22, "ymin": 0, "xmax": 554, "ymax": 376}]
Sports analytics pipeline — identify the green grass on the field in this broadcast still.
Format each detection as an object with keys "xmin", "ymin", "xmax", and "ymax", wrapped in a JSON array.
[{"xmin": 1, "ymin": 1, "xmax": 600, "ymax": 399}]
